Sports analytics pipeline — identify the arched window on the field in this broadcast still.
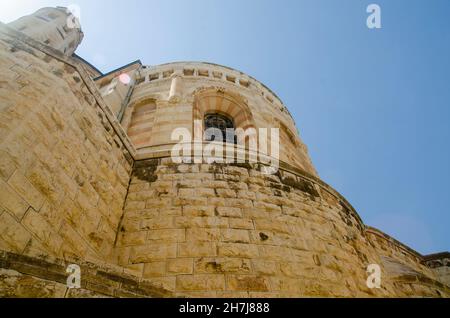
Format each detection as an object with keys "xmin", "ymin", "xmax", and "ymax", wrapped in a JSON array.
[
  {"xmin": 126, "ymin": 99, "xmax": 157, "ymax": 148},
  {"xmin": 204, "ymin": 113, "xmax": 236, "ymax": 144}
]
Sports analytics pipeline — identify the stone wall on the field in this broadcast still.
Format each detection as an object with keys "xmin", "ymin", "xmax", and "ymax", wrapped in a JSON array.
[
  {"xmin": 115, "ymin": 159, "xmax": 448, "ymax": 297},
  {"xmin": 0, "ymin": 24, "xmax": 133, "ymax": 265},
  {"xmin": 366, "ymin": 228, "xmax": 449, "ymax": 297},
  {"xmin": 423, "ymin": 253, "xmax": 450, "ymax": 288},
  {"xmin": 0, "ymin": 250, "xmax": 174, "ymax": 298}
]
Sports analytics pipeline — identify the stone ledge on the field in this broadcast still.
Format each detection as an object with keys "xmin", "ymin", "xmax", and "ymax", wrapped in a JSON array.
[
  {"xmin": 423, "ymin": 252, "xmax": 450, "ymax": 263},
  {"xmin": 0, "ymin": 250, "xmax": 177, "ymax": 298},
  {"xmin": 365, "ymin": 227, "xmax": 424, "ymax": 260},
  {"xmin": 366, "ymin": 227, "xmax": 450, "ymax": 275}
]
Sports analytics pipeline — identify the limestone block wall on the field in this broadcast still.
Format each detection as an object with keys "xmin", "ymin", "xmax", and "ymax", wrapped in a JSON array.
[
  {"xmin": 366, "ymin": 228, "xmax": 449, "ymax": 297},
  {"xmin": 0, "ymin": 250, "xmax": 174, "ymax": 298},
  {"xmin": 116, "ymin": 159, "xmax": 406, "ymax": 297},
  {"xmin": 424, "ymin": 254, "xmax": 450, "ymax": 287},
  {"xmin": 0, "ymin": 25, "xmax": 133, "ymax": 264},
  {"xmin": 366, "ymin": 228, "xmax": 434, "ymax": 277}
]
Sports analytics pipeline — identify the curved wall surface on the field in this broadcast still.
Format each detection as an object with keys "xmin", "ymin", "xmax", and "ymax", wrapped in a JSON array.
[
  {"xmin": 110, "ymin": 64, "xmax": 447, "ymax": 297},
  {"xmin": 116, "ymin": 159, "xmax": 449, "ymax": 297},
  {"xmin": 120, "ymin": 62, "xmax": 317, "ymax": 176}
]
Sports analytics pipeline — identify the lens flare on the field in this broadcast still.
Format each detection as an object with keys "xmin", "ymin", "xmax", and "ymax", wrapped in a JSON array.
[{"xmin": 119, "ymin": 73, "xmax": 131, "ymax": 85}]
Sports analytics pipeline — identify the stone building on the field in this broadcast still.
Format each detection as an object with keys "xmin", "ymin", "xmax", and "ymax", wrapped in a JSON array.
[{"xmin": 0, "ymin": 7, "xmax": 448, "ymax": 298}]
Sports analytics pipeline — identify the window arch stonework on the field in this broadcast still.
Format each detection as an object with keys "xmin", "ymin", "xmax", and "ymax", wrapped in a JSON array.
[
  {"xmin": 193, "ymin": 88, "xmax": 255, "ymax": 132},
  {"xmin": 204, "ymin": 113, "xmax": 236, "ymax": 144},
  {"xmin": 125, "ymin": 98, "xmax": 157, "ymax": 148}
]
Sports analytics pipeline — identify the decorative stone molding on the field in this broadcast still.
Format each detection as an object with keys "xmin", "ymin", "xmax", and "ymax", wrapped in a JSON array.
[{"xmin": 0, "ymin": 250, "xmax": 176, "ymax": 298}]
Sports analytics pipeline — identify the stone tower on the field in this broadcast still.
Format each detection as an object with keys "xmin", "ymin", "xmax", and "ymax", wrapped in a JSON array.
[
  {"xmin": 7, "ymin": 7, "xmax": 83, "ymax": 56},
  {"xmin": 0, "ymin": 7, "xmax": 448, "ymax": 298}
]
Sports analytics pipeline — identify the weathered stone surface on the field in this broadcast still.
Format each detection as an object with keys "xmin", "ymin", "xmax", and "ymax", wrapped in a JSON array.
[
  {"xmin": 227, "ymin": 275, "xmax": 270, "ymax": 292},
  {"xmin": 117, "ymin": 161, "xmax": 450, "ymax": 297},
  {"xmin": 0, "ymin": 212, "xmax": 32, "ymax": 253},
  {"xmin": 178, "ymin": 242, "xmax": 217, "ymax": 258},
  {"xmin": 130, "ymin": 244, "xmax": 177, "ymax": 263},
  {"xmin": 0, "ymin": 269, "xmax": 67, "ymax": 298},
  {"xmin": 195, "ymin": 258, "xmax": 251, "ymax": 274},
  {"xmin": 143, "ymin": 261, "xmax": 166, "ymax": 277},
  {"xmin": 0, "ymin": 180, "xmax": 29, "ymax": 220},
  {"xmin": 167, "ymin": 258, "xmax": 194, "ymax": 275},
  {"xmin": 0, "ymin": 24, "xmax": 132, "ymax": 265},
  {"xmin": 176, "ymin": 274, "xmax": 225, "ymax": 291},
  {"xmin": 0, "ymin": 251, "xmax": 175, "ymax": 298}
]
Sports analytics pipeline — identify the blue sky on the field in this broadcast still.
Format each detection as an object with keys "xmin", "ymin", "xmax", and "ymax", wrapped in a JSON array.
[{"xmin": 1, "ymin": 0, "xmax": 449, "ymax": 254}]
